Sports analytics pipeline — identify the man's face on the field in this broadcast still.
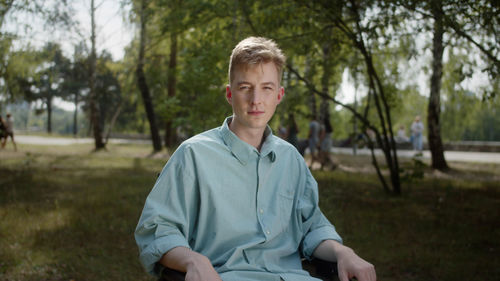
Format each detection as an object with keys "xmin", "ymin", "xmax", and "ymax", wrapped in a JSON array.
[{"xmin": 226, "ymin": 62, "xmax": 284, "ymax": 133}]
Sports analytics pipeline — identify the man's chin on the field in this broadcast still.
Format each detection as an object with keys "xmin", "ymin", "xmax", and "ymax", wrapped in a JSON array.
[{"xmin": 245, "ymin": 121, "xmax": 268, "ymax": 130}]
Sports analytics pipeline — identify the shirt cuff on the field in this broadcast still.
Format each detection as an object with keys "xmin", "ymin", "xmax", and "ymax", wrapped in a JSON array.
[
  {"xmin": 139, "ymin": 234, "xmax": 191, "ymax": 276},
  {"xmin": 302, "ymin": 225, "xmax": 343, "ymax": 260}
]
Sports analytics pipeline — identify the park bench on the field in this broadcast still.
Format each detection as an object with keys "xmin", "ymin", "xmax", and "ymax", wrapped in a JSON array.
[{"xmin": 158, "ymin": 258, "xmax": 340, "ymax": 281}]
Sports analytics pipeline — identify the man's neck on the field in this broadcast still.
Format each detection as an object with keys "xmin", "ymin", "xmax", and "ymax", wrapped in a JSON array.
[{"xmin": 228, "ymin": 120, "xmax": 266, "ymax": 151}]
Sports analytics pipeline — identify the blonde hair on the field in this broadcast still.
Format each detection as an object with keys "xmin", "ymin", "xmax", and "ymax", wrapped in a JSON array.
[{"xmin": 228, "ymin": 37, "xmax": 286, "ymax": 85}]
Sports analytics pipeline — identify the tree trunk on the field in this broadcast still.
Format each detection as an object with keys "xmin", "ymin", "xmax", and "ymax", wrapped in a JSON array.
[
  {"xmin": 73, "ymin": 92, "xmax": 78, "ymax": 136},
  {"xmin": 165, "ymin": 32, "xmax": 178, "ymax": 148},
  {"xmin": 89, "ymin": 0, "xmax": 105, "ymax": 150},
  {"xmin": 305, "ymin": 55, "xmax": 317, "ymax": 119},
  {"xmin": 319, "ymin": 39, "xmax": 332, "ymax": 123},
  {"xmin": 46, "ymin": 96, "xmax": 52, "ymax": 134},
  {"xmin": 104, "ymin": 100, "xmax": 124, "ymax": 145},
  {"xmin": 137, "ymin": 0, "xmax": 162, "ymax": 152},
  {"xmin": 428, "ymin": 4, "xmax": 449, "ymax": 171}
]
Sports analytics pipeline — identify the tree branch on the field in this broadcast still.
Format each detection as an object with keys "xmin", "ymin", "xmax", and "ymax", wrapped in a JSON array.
[{"xmin": 443, "ymin": 14, "xmax": 500, "ymax": 68}]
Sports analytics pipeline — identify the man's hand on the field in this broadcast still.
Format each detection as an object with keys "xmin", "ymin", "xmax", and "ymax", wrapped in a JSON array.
[
  {"xmin": 335, "ymin": 246, "xmax": 376, "ymax": 281},
  {"xmin": 160, "ymin": 247, "xmax": 222, "ymax": 281},
  {"xmin": 312, "ymin": 240, "xmax": 376, "ymax": 281},
  {"xmin": 184, "ymin": 253, "xmax": 222, "ymax": 281}
]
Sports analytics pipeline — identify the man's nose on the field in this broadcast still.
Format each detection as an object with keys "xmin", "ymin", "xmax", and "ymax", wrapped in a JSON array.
[{"xmin": 250, "ymin": 89, "xmax": 263, "ymax": 104}]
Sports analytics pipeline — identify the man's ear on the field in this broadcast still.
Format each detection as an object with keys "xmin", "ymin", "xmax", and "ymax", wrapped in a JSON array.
[
  {"xmin": 277, "ymin": 87, "xmax": 285, "ymax": 104},
  {"xmin": 225, "ymin": 85, "xmax": 232, "ymax": 104}
]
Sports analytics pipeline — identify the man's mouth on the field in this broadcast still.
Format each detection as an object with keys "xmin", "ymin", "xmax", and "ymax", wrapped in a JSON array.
[{"xmin": 248, "ymin": 110, "xmax": 264, "ymax": 115}]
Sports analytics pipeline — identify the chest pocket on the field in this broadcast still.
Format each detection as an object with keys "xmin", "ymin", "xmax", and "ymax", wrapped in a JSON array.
[{"xmin": 278, "ymin": 188, "xmax": 295, "ymax": 232}]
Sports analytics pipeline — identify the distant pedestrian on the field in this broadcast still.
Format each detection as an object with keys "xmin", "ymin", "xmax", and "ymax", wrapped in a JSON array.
[
  {"xmin": 395, "ymin": 125, "xmax": 409, "ymax": 143},
  {"xmin": 0, "ymin": 115, "xmax": 6, "ymax": 147},
  {"xmin": 278, "ymin": 125, "xmax": 287, "ymax": 140},
  {"xmin": 308, "ymin": 116, "xmax": 321, "ymax": 168},
  {"xmin": 365, "ymin": 128, "xmax": 376, "ymax": 143},
  {"xmin": 411, "ymin": 115, "xmax": 424, "ymax": 154},
  {"xmin": 2, "ymin": 113, "xmax": 17, "ymax": 151}
]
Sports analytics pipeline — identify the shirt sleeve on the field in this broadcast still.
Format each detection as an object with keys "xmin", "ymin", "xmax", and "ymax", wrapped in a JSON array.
[
  {"xmin": 134, "ymin": 144, "xmax": 199, "ymax": 276},
  {"xmin": 298, "ymin": 165, "xmax": 342, "ymax": 260}
]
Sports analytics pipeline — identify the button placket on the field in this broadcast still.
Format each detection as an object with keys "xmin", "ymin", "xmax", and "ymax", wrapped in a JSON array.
[{"xmin": 256, "ymin": 155, "xmax": 265, "ymax": 236}]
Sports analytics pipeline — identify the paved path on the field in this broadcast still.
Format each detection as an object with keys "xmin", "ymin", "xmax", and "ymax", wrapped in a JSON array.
[
  {"xmin": 331, "ymin": 147, "xmax": 500, "ymax": 164},
  {"xmin": 15, "ymin": 135, "xmax": 151, "ymax": 146},
  {"xmin": 14, "ymin": 135, "xmax": 500, "ymax": 164}
]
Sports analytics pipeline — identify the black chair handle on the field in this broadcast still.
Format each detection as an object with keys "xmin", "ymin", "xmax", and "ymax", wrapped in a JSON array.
[{"xmin": 159, "ymin": 266, "xmax": 186, "ymax": 281}]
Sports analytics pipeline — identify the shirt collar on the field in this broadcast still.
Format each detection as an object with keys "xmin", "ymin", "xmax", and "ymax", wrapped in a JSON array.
[{"xmin": 220, "ymin": 117, "xmax": 277, "ymax": 165}]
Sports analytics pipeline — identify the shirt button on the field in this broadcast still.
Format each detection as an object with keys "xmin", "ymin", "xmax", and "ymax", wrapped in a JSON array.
[
  {"xmin": 259, "ymin": 209, "xmax": 264, "ymax": 214},
  {"xmin": 266, "ymin": 230, "xmax": 270, "ymax": 235}
]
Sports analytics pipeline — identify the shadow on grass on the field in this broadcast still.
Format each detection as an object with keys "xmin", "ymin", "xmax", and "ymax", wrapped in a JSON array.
[
  {"xmin": 0, "ymin": 161, "xmax": 159, "ymax": 281},
  {"xmin": 314, "ymin": 170, "xmax": 500, "ymax": 281}
]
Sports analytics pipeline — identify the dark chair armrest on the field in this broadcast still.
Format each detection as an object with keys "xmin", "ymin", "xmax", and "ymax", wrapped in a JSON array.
[
  {"xmin": 158, "ymin": 266, "xmax": 186, "ymax": 281},
  {"xmin": 158, "ymin": 259, "xmax": 339, "ymax": 281},
  {"xmin": 302, "ymin": 258, "xmax": 339, "ymax": 281}
]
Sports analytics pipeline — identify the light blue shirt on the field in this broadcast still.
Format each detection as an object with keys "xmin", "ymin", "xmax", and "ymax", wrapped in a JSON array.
[{"xmin": 135, "ymin": 117, "xmax": 342, "ymax": 281}]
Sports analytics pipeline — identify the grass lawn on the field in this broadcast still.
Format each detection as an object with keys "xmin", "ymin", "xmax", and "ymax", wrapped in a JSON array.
[{"xmin": 1, "ymin": 143, "xmax": 499, "ymax": 281}]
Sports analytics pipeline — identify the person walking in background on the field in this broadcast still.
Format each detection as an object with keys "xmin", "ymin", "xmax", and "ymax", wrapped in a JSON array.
[
  {"xmin": 411, "ymin": 115, "xmax": 424, "ymax": 155},
  {"xmin": 2, "ymin": 113, "xmax": 17, "ymax": 151},
  {"xmin": 0, "ymin": 115, "xmax": 6, "ymax": 148},
  {"xmin": 278, "ymin": 124, "xmax": 287, "ymax": 140}
]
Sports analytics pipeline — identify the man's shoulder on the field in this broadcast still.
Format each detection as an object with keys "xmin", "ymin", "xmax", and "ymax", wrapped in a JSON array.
[
  {"xmin": 270, "ymin": 135, "xmax": 303, "ymax": 158},
  {"xmin": 180, "ymin": 127, "xmax": 222, "ymax": 147},
  {"xmin": 167, "ymin": 127, "xmax": 224, "ymax": 164},
  {"xmin": 174, "ymin": 127, "xmax": 227, "ymax": 155},
  {"xmin": 271, "ymin": 134, "xmax": 292, "ymax": 147}
]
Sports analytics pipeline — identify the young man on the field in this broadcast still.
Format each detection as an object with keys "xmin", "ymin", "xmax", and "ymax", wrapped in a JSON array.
[{"xmin": 135, "ymin": 37, "xmax": 376, "ymax": 281}]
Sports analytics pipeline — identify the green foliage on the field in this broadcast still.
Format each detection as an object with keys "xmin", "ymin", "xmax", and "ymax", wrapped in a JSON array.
[
  {"xmin": 95, "ymin": 52, "xmax": 123, "ymax": 126},
  {"xmin": 441, "ymin": 50, "xmax": 500, "ymax": 141},
  {"xmin": 461, "ymin": 99, "xmax": 500, "ymax": 141},
  {"xmin": 2, "ymin": 0, "xmax": 498, "ymax": 145},
  {"xmin": 400, "ymin": 157, "xmax": 426, "ymax": 182},
  {"xmin": 29, "ymin": 43, "xmax": 71, "ymax": 101},
  {"xmin": 174, "ymin": 29, "xmax": 234, "ymax": 132}
]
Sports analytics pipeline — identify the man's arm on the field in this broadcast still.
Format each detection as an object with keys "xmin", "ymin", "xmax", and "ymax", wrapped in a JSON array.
[
  {"xmin": 135, "ymin": 144, "xmax": 202, "ymax": 276},
  {"xmin": 160, "ymin": 247, "xmax": 221, "ymax": 281},
  {"xmin": 313, "ymin": 240, "xmax": 376, "ymax": 281}
]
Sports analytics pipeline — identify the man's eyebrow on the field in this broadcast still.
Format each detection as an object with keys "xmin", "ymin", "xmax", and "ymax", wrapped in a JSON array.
[{"xmin": 261, "ymin": 82, "xmax": 276, "ymax": 87}]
